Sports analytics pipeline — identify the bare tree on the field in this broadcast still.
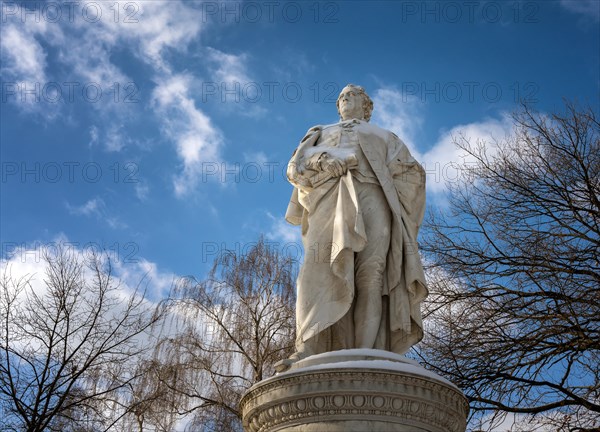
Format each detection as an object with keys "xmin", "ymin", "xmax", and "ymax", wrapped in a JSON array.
[
  {"xmin": 0, "ymin": 247, "xmax": 166, "ymax": 432},
  {"xmin": 418, "ymin": 102, "xmax": 600, "ymax": 431},
  {"xmin": 116, "ymin": 358, "xmax": 183, "ymax": 432},
  {"xmin": 151, "ymin": 237, "xmax": 297, "ymax": 432}
]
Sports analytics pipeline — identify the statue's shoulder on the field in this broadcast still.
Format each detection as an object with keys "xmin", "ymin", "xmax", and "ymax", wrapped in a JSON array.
[
  {"xmin": 302, "ymin": 122, "xmax": 341, "ymax": 140},
  {"xmin": 306, "ymin": 124, "xmax": 323, "ymax": 132},
  {"xmin": 359, "ymin": 122, "xmax": 400, "ymax": 142},
  {"xmin": 389, "ymin": 131, "xmax": 408, "ymax": 148},
  {"xmin": 315, "ymin": 122, "xmax": 340, "ymax": 131},
  {"xmin": 299, "ymin": 124, "xmax": 324, "ymax": 144},
  {"xmin": 305, "ymin": 121, "xmax": 339, "ymax": 130}
]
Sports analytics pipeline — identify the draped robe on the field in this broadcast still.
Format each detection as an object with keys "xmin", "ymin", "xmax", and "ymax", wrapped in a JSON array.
[{"xmin": 286, "ymin": 120, "xmax": 428, "ymax": 355}]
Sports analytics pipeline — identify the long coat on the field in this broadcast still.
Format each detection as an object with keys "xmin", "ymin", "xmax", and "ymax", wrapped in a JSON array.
[{"xmin": 286, "ymin": 120, "xmax": 428, "ymax": 354}]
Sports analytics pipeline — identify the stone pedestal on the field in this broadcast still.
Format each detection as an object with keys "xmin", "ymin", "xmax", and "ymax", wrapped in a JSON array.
[{"xmin": 241, "ymin": 349, "xmax": 468, "ymax": 432}]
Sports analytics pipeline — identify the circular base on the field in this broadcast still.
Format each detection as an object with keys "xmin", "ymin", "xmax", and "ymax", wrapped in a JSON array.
[{"xmin": 241, "ymin": 349, "xmax": 468, "ymax": 432}]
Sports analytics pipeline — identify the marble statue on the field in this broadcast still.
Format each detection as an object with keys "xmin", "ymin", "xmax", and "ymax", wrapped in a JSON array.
[
  {"xmin": 243, "ymin": 86, "xmax": 468, "ymax": 432},
  {"xmin": 280, "ymin": 84, "xmax": 428, "ymax": 369}
]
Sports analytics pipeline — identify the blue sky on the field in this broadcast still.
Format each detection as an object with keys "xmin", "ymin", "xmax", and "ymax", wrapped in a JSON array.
[{"xmin": 1, "ymin": 0, "xmax": 598, "ymax": 294}]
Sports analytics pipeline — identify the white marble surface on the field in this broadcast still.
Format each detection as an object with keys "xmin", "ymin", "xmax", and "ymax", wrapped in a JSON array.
[
  {"xmin": 242, "ymin": 349, "xmax": 468, "ymax": 432},
  {"xmin": 283, "ymin": 84, "xmax": 428, "ymax": 369}
]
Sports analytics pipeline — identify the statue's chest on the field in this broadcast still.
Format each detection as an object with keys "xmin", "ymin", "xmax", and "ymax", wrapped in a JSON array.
[{"xmin": 317, "ymin": 127, "xmax": 388, "ymax": 160}]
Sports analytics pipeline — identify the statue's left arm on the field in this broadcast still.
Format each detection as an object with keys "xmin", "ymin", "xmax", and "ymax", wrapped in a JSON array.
[
  {"xmin": 386, "ymin": 133, "xmax": 426, "ymax": 230},
  {"xmin": 385, "ymin": 132, "xmax": 428, "ymax": 352}
]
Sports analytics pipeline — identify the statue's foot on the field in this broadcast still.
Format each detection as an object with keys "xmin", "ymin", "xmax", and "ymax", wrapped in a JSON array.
[
  {"xmin": 274, "ymin": 352, "xmax": 304, "ymax": 373},
  {"xmin": 274, "ymin": 358, "xmax": 294, "ymax": 373}
]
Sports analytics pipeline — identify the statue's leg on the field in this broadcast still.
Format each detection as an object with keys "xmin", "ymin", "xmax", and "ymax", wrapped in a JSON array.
[
  {"xmin": 331, "ymin": 305, "xmax": 355, "ymax": 350},
  {"xmin": 353, "ymin": 183, "xmax": 391, "ymax": 348}
]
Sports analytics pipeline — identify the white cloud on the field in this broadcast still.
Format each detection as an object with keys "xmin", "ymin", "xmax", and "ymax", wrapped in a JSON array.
[
  {"xmin": 422, "ymin": 114, "xmax": 514, "ymax": 193},
  {"xmin": 89, "ymin": 125, "xmax": 99, "ymax": 147},
  {"xmin": 0, "ymin": 3, "xmax": 65, "ymax": 80},
  {"xmin": 1, "ymin": 2, "xmax": 205, "ymax": 137},
  {"xmin": 204, "ymin": 47, "xmax": 266, "ymax": 118},
  {"xmin": 88, "ymin": 124, "xmax": 135, "ymax": 152},
  {"xmin": 0, "ymin": 24, "xmax": 47, "ymax": 84},
  {"xmin": 206, "ymin": 47, "xmax": 250, "ymax": 84},
  {"xmin": 57, "ymin": 31, "xmax": 128, "ymax": 91},
  {"xmin": 135, "ymin": 182, "xmax": 150, "ymax": 201},
  {"xmin": 243, "ymin": 151, "xmax": 269, "ymax": 166},
  {"xmin": 371, "ymin": 87, "xmax": 424, "ymax": 156},
  {"xmin": 66, "ymin": 197, "xmax": 128, "ymax": 229},
  {"xmin": 2, "ymin": 1, "xmax": 251, "ymax": 193},
  {"xmin": 0, "ymin": 5, "xmax": 62, "ymax": 116},
  {"xmin": 265, "ymin": 212, "xmax": 301, "ymax": 245},
  {"xmin": 99, "ymin": 1, "xmax": 204, "ymax": 73},
  {"xmin": 560, "ymin": 0, "xmax": 599, "ymax": 21},
  {"xmin": 111, "ymin": 257, "xmax": 176, "ymax": 302},
  {"xmin": 0, "ymin": 236, "xmax": 177, "ymax": 355},
  {"xmin": 105, "ymin": 125, "xmax": 126, "ymax": 152},
  {"xmin": 1, "ymin": 235, "xmax": 176, "ymax": 302},
  {"xmin": 370, "ymin": 86, "xmax": 513, "ymax": 194},
  {"xmin": 106, "ymin": 217, "xmax": 128, "ymax": 230},
  {"xmin": 474, "ymin": 411, "xmax": 565, "ymax": 432},
  {"xmin": 56, "ymin": 2, "xmax": 203, "ymax": 82},
  {"xmin": 66, "ymin": 197, "xmax": 104, "ymax": 217},
  {"xmin": 151, "ymin": 74, "xmax": 224, "ymax": 196}
]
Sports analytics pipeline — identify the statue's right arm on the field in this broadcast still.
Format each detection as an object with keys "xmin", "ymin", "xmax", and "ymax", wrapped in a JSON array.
[
  {"xmin": 301, "ymin": 125, "xmax": 323, "ymax": 142},
  {"xmin": 287, "ymin": 126, "xmax": 323, "ymax": 188}
]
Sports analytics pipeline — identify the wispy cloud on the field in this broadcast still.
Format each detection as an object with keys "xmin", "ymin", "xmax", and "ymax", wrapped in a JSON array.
[
  {"xmin": 371, "ymin": 87, "xmax": 424, "ymax": 156},
  {"xmin": 1, "ymin": 235, "xmax": 176, "ymax": 312},
  {"xmin": 265, "ymin": 212, "xmax": 301, "ymax": 244},
  {"xmin": 88, "ymin": 124, "xmax": 133, "ymax": 152},
  {"xmin": 203, "ymin": 47, "xmax": 266, "ymax": 118},
  {"xmin": 560, "ymin": 0, "xmax": 599, "ymax": 21},
  {"xmin": 370, "ymin": 86, "xmax": 513, "ymax": 194},
  {"xmin": 66, "ymin": 197, "xmax": 128, "ymax": 229},
  {"xmin": 89, "ymin": 125, "xmax": 99, "ymax": 147},
  {"xmin": 1, "ymin": 1, "xmax": 205, "ymax": 141},
  {"xmin": 0, "ymin": 23, "xmax": 47, "ymax": 84},
  {"xmin": 2, "ymin": 1, "xmax": 255, "ymax": 198},
  {"xmin": 135, "ymin": 182, "xmax": 150, "ymax": 201},
  {"xmin": 207, "ymin": 47, "xmax": 251, "ymax": 84},
  {"xmin": 0, "ymin": 5, "xmax": 62, "ymax": 117},
  {"xmin": 422, "ymin": 114, "xmax": 514, "ymax": 193},
  {"xmin": 105, "ymin": 125, "xmax": 127, "ymax": 152},
  {"xmin": 243, "ymin": 151, "xmax": 269, "ymax": 166},
  {"xmin": 66, "ymin": 197, "xmax": 104, "ymax": 217},
  {"xmin": 118, "ymin": 2, "xmax": 203, "ymax": 73},
  {"xmin": 57, "ymin": 2, "xmax": 204, "ymax": 82},
  {"xmin": 151, "ymin": 74, "xmax": 224, "ymax": 196}
]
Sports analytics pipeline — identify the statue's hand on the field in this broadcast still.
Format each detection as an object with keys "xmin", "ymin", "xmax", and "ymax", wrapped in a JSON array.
[{"xmin": 319, "ymin": 153, "xmax": 347, "ymax": 177}]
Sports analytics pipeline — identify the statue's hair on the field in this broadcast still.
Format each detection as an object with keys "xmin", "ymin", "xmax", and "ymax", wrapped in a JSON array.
[{"xmin": 336, "ymin": 84, "xmax": 374, "ymax": 122}]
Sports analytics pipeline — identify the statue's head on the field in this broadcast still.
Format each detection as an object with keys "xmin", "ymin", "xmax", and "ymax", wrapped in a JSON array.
[{"xmin": 336, "ymin": 84, "xmax": 373, "ymax": 122}]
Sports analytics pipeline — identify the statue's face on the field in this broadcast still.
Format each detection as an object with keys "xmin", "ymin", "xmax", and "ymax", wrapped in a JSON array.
[{"xmin": 338, "ymin": 87, "xmax": 365, "ymax": 121}]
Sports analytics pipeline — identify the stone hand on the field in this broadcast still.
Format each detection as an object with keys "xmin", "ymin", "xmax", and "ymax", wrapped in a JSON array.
[{"xmin": 319, "ymin": 154, "xmax": 347, "ymax": 177}]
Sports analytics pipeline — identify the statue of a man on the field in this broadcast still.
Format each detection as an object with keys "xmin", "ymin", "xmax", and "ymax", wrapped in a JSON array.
[{"xmin": 282, "ymin": 84, "xmax": 428, "ymax": 367}]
